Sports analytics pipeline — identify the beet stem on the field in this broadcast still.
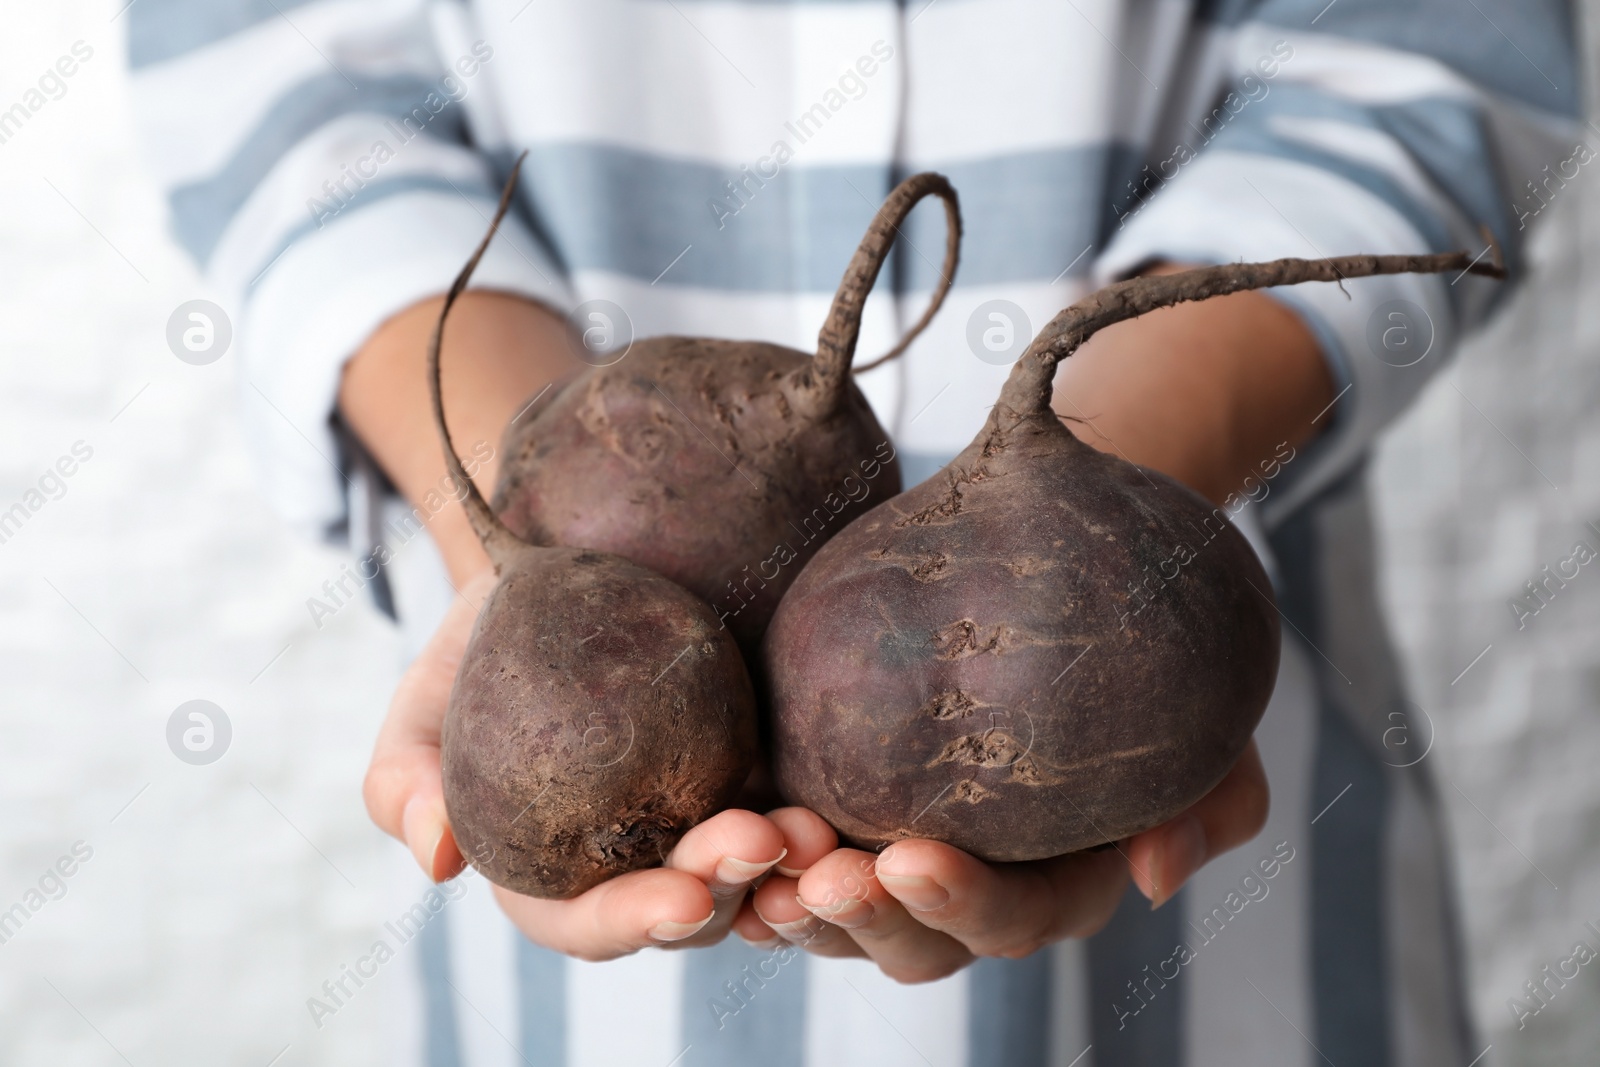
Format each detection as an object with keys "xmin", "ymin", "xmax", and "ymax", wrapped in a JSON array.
[
  {"xmin": 812, "ymin": 173, "xmax": 962, "ymax": 401},
  {"xmin": 996, "ymin": 250, "xmax": 1508, "ymax": 418},
  {"xmin": 427, "ymin": 153, "xmax": 534, "ymax": 571}
]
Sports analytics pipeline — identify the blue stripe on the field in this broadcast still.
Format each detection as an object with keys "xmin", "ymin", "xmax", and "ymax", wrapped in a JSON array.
[
  {"xmin": 1208, "ymin": 86, "xmax": 1520, "ymax": 269},
  {"xmin": 127, "ymin": 0, "xmax": 319, "ymax": 69},
  {"xmin": 1310, "ymin": 696, "xmax": 1393, "ymax": 1064},
  {"xmin": 125, "ymin": 0, "xmax": 898, "ymax": 70},
  {"xmin": 966, "ymin": 955, "xmax": 1052, "ymax": 1067},
  {"xmin": 680, "ymin": 938, "xmax": 808, "ymax": 1065},
  {"xmin": 1269, "ymin": 469, "xmax": 1393, "ymax": 1067},
  {"xmin": 1087, "ymin": 883, "xmax": 1187, "ymax": 1067},
  {"xmin": 482, "ymin": 142, "xmax": 1134, "ymax": 293},
  {"xmin": 169, "ymin": 71, "xmax": 469, "ymax": 265},
  {"xmin": 516, "ymin": 938, "xmax": 568, "ymax": 1065},
  {"xmin": 1201, "ymin": 105, "xmax": 1459, "ymax": 249},
  {"xmin": 1370, "ymin": 98, "xmax": 1514, "ymax": 248},
  {"xmin": 247, "ymin": 172, "xmax": 563, "ymax": 292},
  {"xmin": 905, "ymin": 147, "xmax": 1140, "ymax": 289},
  {"xmin": 416, "ymin": 908, "xmax": 464, "ymax": 1067},
  {"xmin": 1254, "ymin": 0, "xmax": 1578, "ymax": 116}
]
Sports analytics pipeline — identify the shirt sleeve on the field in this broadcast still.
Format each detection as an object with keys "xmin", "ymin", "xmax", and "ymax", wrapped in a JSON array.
[
  {"xmin": 127, "ymin": 0, "xmax": 571, "ymax": 540},
  {"xmin": 1093, "ymin": 0, "xmax": 1580, "ymax": 522}
]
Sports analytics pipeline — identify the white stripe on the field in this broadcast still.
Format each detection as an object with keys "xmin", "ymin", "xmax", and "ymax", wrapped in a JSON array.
[
  {"xmin": 1183, "ymin": 635, "xmax": 1317, "ymax": 1067},
  {"xmin": 1236, "ymin": 24, "xmax": 1579, "ymax": 220},
  {"xmin": 903, "ymin": 0, "xmax": 1174, "ymax": 162},
  {"xmin": 130, "ymin": 0, "xmax": 430, "ymax": 187},
  {"xmin": 478, "ymin": 0, "xmax": 904, "ymax": 166},
  {"xmin": 888, "ymin": 279, "xmax": 1093, "ymax": 455},
  {"xmin": 244, "ymin": 189, "xmax": 566, "ymax": 537},
  {"xmin": 1263, "ymin": 114, "xmax": 1481, "ymax": 244},
  {"xmin": 804, "ymin": 957, "xmax": 968, "ymax": 1067},
  {"xmin": 376, "ymin": 853, "xmax": 432, "ymax": 1067},
  {"xmin": 1233, "ymin": 23, "xmax": 1571, "ymax": 129},
  {"xmin": 568, "ymin": 951, "xmax": 685, "ymax": 1067},
  {"xmin": 211, "ymin": 114, "xmax": 499, "ymax": 294},
  {"xmin": 446, "ymin": 876, "xmax": 522, "ymax": 1067},
  {"xmin": 1047, "ymin": 939, "xmax": 1093, "ymax": 1066}
]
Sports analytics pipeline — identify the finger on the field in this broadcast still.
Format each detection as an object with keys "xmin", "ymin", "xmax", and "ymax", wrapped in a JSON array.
[
  {"xmin": 751, "ymin": 874, "xmax": 865, "ymax": 960},
  {"xmin": 364, "ymin": 575, "xmax": 493, "ymax": 880},
  {"xmin": 662, "ymin": 809, "xmax": 787, "ymax": 947},
  {"xmin": 732, "ymin": 896, "xmax": 783, "ymax": 948},
  {"xmin": 1125, "ymin": 739, "xmax": 1270, "ymax": 907},
  {"xmin": 764, "ymin": 807, "xmax": 837, "ymax": 877},
  {"xmin": 874, "ymin": 840, "xmax": 1128, "ymax": 958},
  {"xmin": 492, "ymin": 866, "xmax": 716, "ymax": 962},
  {"xmin": 798, "ymin": 849, "xmax": 972, "ymax": 983}
]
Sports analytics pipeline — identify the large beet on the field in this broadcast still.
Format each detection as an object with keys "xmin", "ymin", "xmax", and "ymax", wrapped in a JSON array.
[
  {"xmin": 765, "ymin": 249, "xmax": 1505, "ymax": 861},
  {"xmin": 488, "ymin": 169, "xmax": 962, "ymax": 653},
  {"xmin": 431, "ymin": 176, "xmax": 758, "ymax": 898}
]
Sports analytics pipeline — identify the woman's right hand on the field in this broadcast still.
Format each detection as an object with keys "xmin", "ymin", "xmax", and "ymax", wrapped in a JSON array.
[{"xmin": 362, "ymin": 566, "xmax": 789, "ymax": 961}]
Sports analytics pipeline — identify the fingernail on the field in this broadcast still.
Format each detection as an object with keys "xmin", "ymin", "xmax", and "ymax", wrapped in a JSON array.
[
  {"xmin": 650, "ymin": 912, "xmax": 715, "ymax": 942},
  {"xmin": 714, "ymin": 849, "xmax": 786, "ymax": 887},
  {"xmin": 876, "ymin": 873, "xmax": 949, "ymax": 912},
  {"xmin": 738, "ymin": 931, "xmax": 784, "ymax": 950},
  {"xmin": 765, "ymin": 914, "xmax": 827, "ymax": 944},
  {"xmin": 775, "ymin": 862, "xmax": 807, "ymax": 878},
  {"xmin": 402, "ymin": 795, "xmax": 446, "ymax": 881},
  {"xmin": 799, "ymin": 892, "xmax": 874, "ymax": 930},
  {"xmin": 1151, "ymin": 816, "xmax": 1207, "ymax": 910}
]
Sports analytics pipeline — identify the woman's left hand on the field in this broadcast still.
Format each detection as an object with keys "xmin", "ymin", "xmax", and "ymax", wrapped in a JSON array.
[{"xmin": 733, "ymin": 740, "xmax": 1268, "ymax": 983}]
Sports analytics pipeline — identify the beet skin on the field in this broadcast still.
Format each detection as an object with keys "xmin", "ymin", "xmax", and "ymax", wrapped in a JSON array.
[
  {"xmin": 491, "ymin": 172, "xmax": 962, "ymax": 654},
  {"xmin": 765, "ymin": 246, "xmax": 1506, "ymax": 861},
  {"xmin": 764, "ymin": 418, "xmax": 1278, "ymax": 860},
  {"xmin": 442, "ymin": 546, "xmax": 756, "ymax": 896}
]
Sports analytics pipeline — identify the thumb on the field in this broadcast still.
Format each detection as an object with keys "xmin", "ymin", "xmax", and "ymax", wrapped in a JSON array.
[
  {"xmin": 364, "ymin": 575, "xmax": 491, "ymax": 881},
  {"xmin": 1126, "ymin": 739, "xmax": 1269, "ymax": 908},
  {"xmin": 364, "ymin": 716, "xmax": 467, "ymax": 883}
]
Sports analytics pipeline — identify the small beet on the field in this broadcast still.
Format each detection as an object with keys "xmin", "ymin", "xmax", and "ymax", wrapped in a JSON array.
[
  {"xmin": 765, "ymin": 248, "xmax": 1506, "ymax": 861},
  {"xmin": 488, "ymin": 169, "xmax": 962, "ymax": 653},
  {"xmin": 432, "ymin": 175, "xmax": 758, "ymax": 898}
]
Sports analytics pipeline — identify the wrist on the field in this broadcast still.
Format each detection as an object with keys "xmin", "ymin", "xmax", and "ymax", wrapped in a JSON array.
[
  {"xmin": 431, "ymin": 513, "xmax": 497, "ymax": 588},
  {"xmin": 1052, "ymin": 264, "xmax": 1330, "ymax": 506},
  {"xmin": 338, "ymin": 290, "xmax": 573, "ymax": 587}
]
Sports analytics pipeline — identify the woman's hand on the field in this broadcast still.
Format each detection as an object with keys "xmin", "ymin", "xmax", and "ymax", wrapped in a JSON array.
[
  {"xmin": 361, "ymin": 566, "xmax": 790, "ymax": 961},
  {"xmin": 728, "ymin": 262, "xmax": 1317, "ymax": 982},
  {"xmin": 734, "ymin": 742, "xmax": 1268, "ymax": 983},
  {"xmin": 346, "ymin": 292, "xmax": 801, "ymax": 961}
]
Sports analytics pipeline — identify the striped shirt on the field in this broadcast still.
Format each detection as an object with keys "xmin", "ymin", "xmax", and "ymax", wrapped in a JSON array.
[{"xmin": 128, "ymin": 1, "xmax": 1578, "ymax": 1064}]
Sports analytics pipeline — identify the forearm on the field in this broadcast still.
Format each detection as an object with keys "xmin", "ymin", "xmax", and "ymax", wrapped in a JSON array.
[
  {"xmin": 337, "ymin": 292, "xmax": 573, "ymax": 585},
  {"xmin": 1053, "ymin": 265, "xmax": 1331, "ymax": 506}
]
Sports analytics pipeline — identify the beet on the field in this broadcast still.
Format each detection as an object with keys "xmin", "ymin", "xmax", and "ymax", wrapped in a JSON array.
[
  {"xmin": 432, "ymin": 177, "xmax": 759, "ymax": 898},
  {"xmin": 488, "ymin": 170, "xmax": 962, "ymax": 653},
  {"xmin": 765, "ymin": 249, "xmax": 1506, "ymax": 861}
]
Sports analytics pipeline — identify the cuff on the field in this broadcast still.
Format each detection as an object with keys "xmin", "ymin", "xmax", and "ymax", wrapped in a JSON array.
[{"xmin": 239, "ymin": 189, "xmax": 570, "ymax": 540}]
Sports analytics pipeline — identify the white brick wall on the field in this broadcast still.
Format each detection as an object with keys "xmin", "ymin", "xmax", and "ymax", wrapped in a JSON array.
[{"xmin": 1371, "ymin": 36, "xmax": 1600, "ymax": 1055}]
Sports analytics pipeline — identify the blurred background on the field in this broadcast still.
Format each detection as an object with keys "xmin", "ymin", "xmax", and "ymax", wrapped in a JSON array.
[{"xmin": 0, "ymin": 2, "xmax": 1596, "ymax": 1064}]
